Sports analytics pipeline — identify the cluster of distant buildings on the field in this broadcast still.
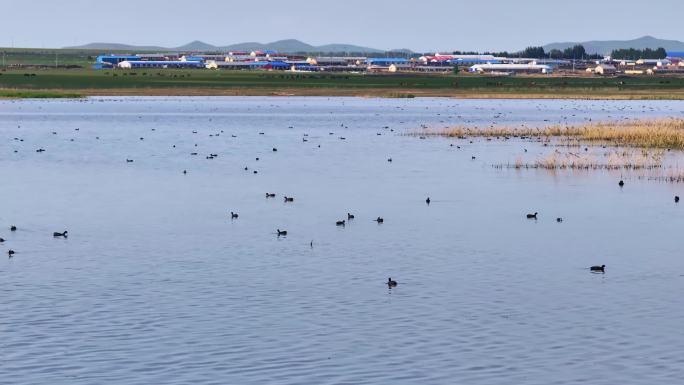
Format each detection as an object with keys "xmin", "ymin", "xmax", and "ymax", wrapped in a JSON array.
[
  {"xmin": 94, "ymin": 50, "xmax": 684, "ymax": 76},
  {"xmin": 587, "ymin": 53, "xmax": 684, "ymax": 75},
  {"xmin": 95, "ymin": 51, "xmax": 451, "ymax": 73}
]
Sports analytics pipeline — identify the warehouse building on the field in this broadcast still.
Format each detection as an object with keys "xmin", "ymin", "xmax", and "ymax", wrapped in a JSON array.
[
  {"xmin": 594, "ymin": 64, "xmax": 617, "ymax": 75},
  {"xmin": 118, "ymin": 60, "xmax": 205, "ymax": 69},
  {"xmin": 388, "ymin": 64, "xmax": 451, "ymax": 73},
  {"xmin": 448, "ymin": 58, "xmax": 502, "ymax": 66},
  {"xmin": 636, "ymin": 59, "xmax": 671, "ymax": 67},
  {"xmin": 206, "ymin": 61, "xmax": 262, "ymax": 70},
  {"xmin": 307, "ymin": 57, "xmax": 366, "ymax": 66},
  {"xmin": 179, "ymin": 55, "xmax": 205, "ymax": 62},
  {"xmin": 94, "ymin": 55, "xmax": 141, "ymax": 69},
  {"xmin": 470, "ymin": 63, "xmax": 553, "ymax": 74},
  {"xmin": 205, "ymin": 60, "xmax": 292, "ymax": 70},
  {"xmin": 366, "ymin": 58, "xmax": 409, "ymax": 66},
  {"xmin": 420, "ymin": 54, "xmax": 503, "ymax": 65}
]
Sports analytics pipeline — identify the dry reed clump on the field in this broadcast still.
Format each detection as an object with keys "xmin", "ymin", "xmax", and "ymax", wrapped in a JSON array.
[
  {"xmin": 643, "ymin": 169, "xmax": 684, "ymax": 183},
  {"xmin": 495, "ymin": 150, "xmax": 664, "ymax": 170},
  {"xmin": 417, "ymin": 118, "xmax": 684, "ymax": 150}
]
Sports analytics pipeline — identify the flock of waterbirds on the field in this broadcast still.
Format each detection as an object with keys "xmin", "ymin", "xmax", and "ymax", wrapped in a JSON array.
[
  {"xmin": 217, "ymin": 184, "xmax": 636, "ymax": 281},
  {"xmin": 5, "ymin": 158, "xmax": 679, "ymax": 282},
  {"xmin": 7, "ymin": 118, "xmax": 411, "ymax": 286},
  {"xmin": 5, "ymin": 99, "xmax": 683, "ymax": 286},
  {"xmin": 223, "ymin": 180, "xmax": 662, "ymax": 279},
  {"xmin": 523, "ymin": 179, "xmax": 682, "ymax": 274},
  {"xmin": 3, "ymin": 226, "xmax": 67, "ymax": 258},
  {"xmin": 9, "ymin": 144, "xmax": 682, "ymax": 282}
]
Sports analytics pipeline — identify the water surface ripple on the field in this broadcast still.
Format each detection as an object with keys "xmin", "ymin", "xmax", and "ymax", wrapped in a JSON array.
[{"xmin": 1, "ymin": 97, "xmax": 684, "ymax": 384}]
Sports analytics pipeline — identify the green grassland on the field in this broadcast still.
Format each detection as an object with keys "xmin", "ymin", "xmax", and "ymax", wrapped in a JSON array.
[
  {"xmin": 1, "ymin": 66, "xmax": 684, "ymax": 99},
  {"xmin": 1, "ymin": 47, "xmax": 683, "ymax": 100},
  {"xmin": 1, "ymin": 48, "xmax": 103, "ymax": 67},
  {"xmin": 0, "ymin": 89, "xmax": 82, "ymax": 98}
]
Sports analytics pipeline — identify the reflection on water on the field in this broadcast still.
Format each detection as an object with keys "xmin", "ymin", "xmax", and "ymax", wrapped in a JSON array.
[{"xmin": 1, "ymin": 97, "xmax": 684, "ymax": 385}]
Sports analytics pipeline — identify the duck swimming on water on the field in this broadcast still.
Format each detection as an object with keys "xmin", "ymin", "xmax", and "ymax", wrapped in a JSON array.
[
  {"xmin": 590, "ymin": 265, "xmax": 606, "ymax": 272},
  {"xmin": 277, "ymin": 229, "xmax": 287, "ymax": 237},
  {"xmin": 375, "ymin": 217, "xmax": 384, "ymax": 223},
  {"xmin": 53, "ymin": 231, "xmax": 68, "ymax": 237},
  {"xmin": 526, "ymin": 212, "xmax": 538, "ymax": 219},
  {"xmin": 387, "ymin": 278, "xmax": 398, "ymax": 287},
  {"xmin": 230, "ymin": 212, "xmax": 239, "ymax": 219}
]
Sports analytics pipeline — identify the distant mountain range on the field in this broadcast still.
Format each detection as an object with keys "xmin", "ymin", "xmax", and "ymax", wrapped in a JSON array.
[
  {"xmin": 543, "ymin": 36, "xmax": 684, "ymax": 55},
  {"xmin": 65, "ymin": 39, "xmax": 397, "ymax": 54},
  {"xmin": 66, "ymin": 36, "xmax": 684, "ymax": 56}
]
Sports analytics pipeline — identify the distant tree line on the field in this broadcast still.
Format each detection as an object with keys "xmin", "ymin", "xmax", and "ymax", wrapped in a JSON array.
[
  {"xmin": 610, "ymin": 47, "xmax": 667, "ymax": 60},
  {"xmin": 452, "ymin": 45, "xmax": 602, "ymax": 60},
  {"xmin": 285, "ymin": 46, "xmax": 667, "ymax": 61}
]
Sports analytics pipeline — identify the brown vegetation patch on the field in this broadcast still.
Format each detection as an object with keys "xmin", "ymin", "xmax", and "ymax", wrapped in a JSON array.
[{"xmin": 416, "ymin": 119, "xmax": 684, "ymax": 150}]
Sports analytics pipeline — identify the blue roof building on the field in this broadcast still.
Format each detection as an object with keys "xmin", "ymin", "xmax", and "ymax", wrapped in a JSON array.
[
  {"xmin": 96, "ymin": 55, "xmax": 140, "ymax": 65},
  {"xmin": 259, "ymin": 61, "xmax": 290, "ymax": 70},
  {"xmin": 182, "ymin": 56, "xmax": 205, "ymax": 62},
  {"xmin": 447, "ymin": 58, "xmax": 502, "ymax": 65},
  {"xmin": 367, "ymin": 58, "xmax": 409, "ymax": 66}
]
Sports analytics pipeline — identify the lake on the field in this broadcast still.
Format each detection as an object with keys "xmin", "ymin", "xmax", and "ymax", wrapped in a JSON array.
[{"xmin": 2, "ymin": 96, "xmax": 684, "ymax": 384}]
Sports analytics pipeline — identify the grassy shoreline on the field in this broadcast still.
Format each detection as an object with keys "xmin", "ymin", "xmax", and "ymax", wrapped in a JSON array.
[
  {"xmin": 3, "ymin": 87, "xmax": 684, "ymax": 100},
  {"xmin": 2, "ymin": 68, "xmax": 684, "ymax": 99},
  {"xmin": 0, "ymin": 89, "xmax": 83, "ymax": 99}
]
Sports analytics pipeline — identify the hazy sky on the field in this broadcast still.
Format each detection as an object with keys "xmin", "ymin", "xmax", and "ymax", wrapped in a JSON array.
[{"xmin": 2, "ymin": 0, "xmax": 682, "ymax": 52}]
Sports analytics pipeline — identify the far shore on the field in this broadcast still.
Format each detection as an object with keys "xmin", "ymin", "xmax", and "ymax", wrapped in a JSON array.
[
  {"xmin": 3, "ymin": 87, "xmax": 684, "ymax": 100},
  {"xmin": 2, "ymin": 69, "xmax": 684, "ymax": 100}
]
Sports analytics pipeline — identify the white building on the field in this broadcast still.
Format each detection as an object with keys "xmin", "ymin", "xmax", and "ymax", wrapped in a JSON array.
[
  {"xmin": 636, "ymin": 59, "xmax": 671, "ymax": 67},
  {"xmin": 469, "ymin": 63, "xmax": 553, "ymax": 74}
]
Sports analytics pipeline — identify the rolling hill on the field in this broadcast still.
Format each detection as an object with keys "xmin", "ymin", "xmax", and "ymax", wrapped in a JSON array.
[
  {"xmin": 543, "ymin": 36, "xmax": 684, "ymax": 55},
  {"xmin": 64, "ymin": 42, "xmax": 167, "ymax": 51},
  {"xmin": 65, "ymin": 39, "xmax": 389, "ymax": 54}
]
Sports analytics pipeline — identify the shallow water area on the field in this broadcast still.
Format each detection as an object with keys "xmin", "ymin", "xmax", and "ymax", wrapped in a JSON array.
[{"xmin": 2, "ymin": 96, "xmax": 684, "ymax": 385}]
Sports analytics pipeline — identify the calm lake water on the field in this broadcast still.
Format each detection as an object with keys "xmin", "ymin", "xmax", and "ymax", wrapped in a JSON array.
[{"xmin": 2, "ymin": 97, "xmax": 684, "ymax": 385}]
